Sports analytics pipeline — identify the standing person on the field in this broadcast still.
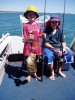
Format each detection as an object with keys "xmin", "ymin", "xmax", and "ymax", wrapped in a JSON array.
[
  {"xmin": 23, "ymin": 6, "xmax": 45, "ymax": 82},
  {"xmin": 43, "ymin": 16, "xmax": 74, "ymax": 80}
]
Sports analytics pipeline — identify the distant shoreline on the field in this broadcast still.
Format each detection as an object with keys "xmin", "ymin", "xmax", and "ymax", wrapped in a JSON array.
[
  {"xmin": 0, "ymin": 11, "xmax": 24, "ymax": 13},
  {"xmin": 0, "ymin": 11, "xmax": 75, "ymax": 15}
]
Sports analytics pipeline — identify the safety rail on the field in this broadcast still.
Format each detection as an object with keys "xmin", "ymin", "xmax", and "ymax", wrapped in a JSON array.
[{"xmin": 0, "ymin": 33, "xmax": 10, "ymax": 76}]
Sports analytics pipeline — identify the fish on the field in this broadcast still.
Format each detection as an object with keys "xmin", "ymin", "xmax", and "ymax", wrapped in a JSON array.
[{"xmin": 26, "ymin": 53, "xmax": 37, "ymax": 74}]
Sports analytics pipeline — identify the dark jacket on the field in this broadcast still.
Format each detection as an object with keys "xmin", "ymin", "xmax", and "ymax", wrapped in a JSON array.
[{"xmin": 43, "ymin": 26, "xmax": 65, "ymax": 48}]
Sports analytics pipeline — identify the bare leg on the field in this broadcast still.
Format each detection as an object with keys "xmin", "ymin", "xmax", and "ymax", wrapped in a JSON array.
[
  {"xmin": 33, "ymin": 65, "xmax": 40, "ymax": 81},
  {"xmin": 59, "ymin": 64, "xmax": 66, "ymax": 78},
  {"xmin": 48, "ymin": 62, "xmax": 55, "ymax": 80},
  {"xmin": 25, "ymin": 75, "xmax": 31, "ymax": 82}
]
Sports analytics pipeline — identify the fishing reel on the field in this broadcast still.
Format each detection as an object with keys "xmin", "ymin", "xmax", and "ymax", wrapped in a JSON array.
[
  {"xmin": 29, "ymin": 30, "xmax": 34, "ymax": 50},
  {"xmin": 58, "ymin": 57, "xmax": 64, "ymax": 65},
  {"xmin": 39, "ymin": 55, "xmax": 43, "ymax": 62}
]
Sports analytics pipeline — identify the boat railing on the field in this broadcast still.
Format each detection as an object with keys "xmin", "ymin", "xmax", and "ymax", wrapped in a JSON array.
[
  {"xmin": 0, "ymin": 33, "xmax": 10, "ymax": 44},
  {"xmin": 0, "ymin": 33, "xmax": 10, "ymax": 77},
  {"xmin": 20, "ymin": 14, "xmax": 49, "ymax": 24}
]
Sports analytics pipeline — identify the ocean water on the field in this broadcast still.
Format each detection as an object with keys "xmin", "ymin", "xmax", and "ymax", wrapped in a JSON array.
[{"xmin": 0, "ymin": 12, "xmax": 75, "ymax": 47}]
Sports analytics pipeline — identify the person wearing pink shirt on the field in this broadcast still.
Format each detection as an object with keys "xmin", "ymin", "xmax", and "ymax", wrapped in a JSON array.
[{"xmin": 23, "ymin": 6, "xmax": 45, "ymax": 82}]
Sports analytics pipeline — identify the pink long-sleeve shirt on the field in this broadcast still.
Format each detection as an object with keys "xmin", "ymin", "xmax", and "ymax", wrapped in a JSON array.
[{"xmin": 23, "ymin": 23, "xmax": 43, "ymax": 56}]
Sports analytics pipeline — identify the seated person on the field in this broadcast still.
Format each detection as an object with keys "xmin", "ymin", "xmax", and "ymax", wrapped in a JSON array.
[{"xmin": 43, "ymin": 15, "xmax": 74, "ymax": 80}]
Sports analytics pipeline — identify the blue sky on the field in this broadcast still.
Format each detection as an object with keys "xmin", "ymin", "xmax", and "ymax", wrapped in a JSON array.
[{"xmin": 0, "ymin": 0, "xmax": 75, "ymax": 14}]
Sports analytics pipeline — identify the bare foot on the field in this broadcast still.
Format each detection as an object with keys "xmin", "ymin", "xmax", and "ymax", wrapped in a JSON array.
[
  {"xmin": 34, "ymin": 75, "xmax": 40, "ymax": 81},
  {"xmin": 59, "ymin": 71, "xmax": 66, "ymax": 78},
  {"xmin": 49, "ymin": 75, "xmax": 55, "ymax": 80},
  {"xmin": 33, "ymin": 73, "xmax": 40, "ymax": 81},
  {"xmin": 25, "ymin": 76, "xmax": 31, "ymax": 82}
]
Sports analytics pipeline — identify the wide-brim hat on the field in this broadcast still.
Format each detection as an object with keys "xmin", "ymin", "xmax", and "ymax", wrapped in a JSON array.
[
  {"xmin": 24, "ymin": 6, "xmax": 39, "ymax": 19},
  {"xmin": 46, "ymin": 16, "xmax": 61, "ymax": 27}
]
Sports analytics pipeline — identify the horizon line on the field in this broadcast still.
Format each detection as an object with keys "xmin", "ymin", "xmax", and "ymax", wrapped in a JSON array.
[{"xmin": 0, "ymin": 11, "xmax": 75, "ymax": 14}]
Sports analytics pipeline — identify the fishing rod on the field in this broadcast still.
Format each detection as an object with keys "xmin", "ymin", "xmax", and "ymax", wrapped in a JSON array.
[
  {"xmin": 59, "ymin": 0, "xmax": 66, "ymax": 53},
  {"xmin": 57, "ymin": 0, "xmax": 66, "ymax": 76},
  {"xmin": 44, "ymin": 0, "xmax": 46, "ymax": 30},
  {"xmin": 62, "ymin": 0, "xmax": 66, "ymax": 34},
  {"xmin": 59, "ymin": 0, "xmax": 66, "ymax": 56},
  {"xmin": 41, "ymin": 0, "xmax": 46, "ymax": 82},
  {"xmin": 61, "ymin": 0, "xmax": 66, "ymax": 52}
]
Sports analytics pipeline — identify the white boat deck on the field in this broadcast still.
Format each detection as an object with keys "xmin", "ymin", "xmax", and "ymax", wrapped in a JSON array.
[
  {"xmin": 0, "ymin": 35, "xmax": 24, "ymax": 85},
  {"xmin": 9, "ymin": 36, "xmax": 24, "ymax": 54}
]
